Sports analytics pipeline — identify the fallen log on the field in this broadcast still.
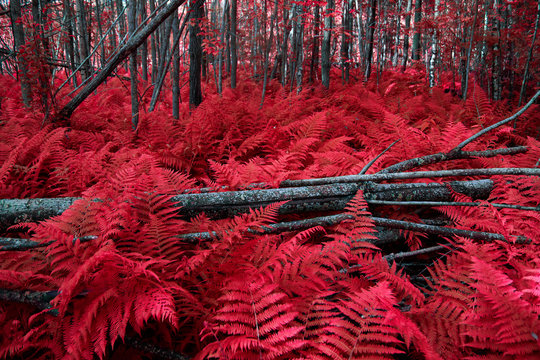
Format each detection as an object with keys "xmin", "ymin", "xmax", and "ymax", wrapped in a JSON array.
[{"xmin": 0, "ymin": 179, "xmax": 493, "ymax": 230}]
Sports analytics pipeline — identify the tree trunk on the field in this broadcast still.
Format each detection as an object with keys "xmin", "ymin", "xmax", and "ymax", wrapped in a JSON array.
[
  {"xmin": 139, "ymin": 0, "xmax": 149, "ymax": 82},
  {"xmin": 411, "ymin": 0, "xmax": 422, "ymax": 61},
  {"xmin": 172, "ymin": 9, "xmax": 180, "ymax": 119},
  {"xmin": 392, "ymin": 0, "xmax": 402, "ymax": 67},
  {"xmin": 62, "ymin": 0, "xmax": 77, "ymax": 85},
  {"xmin": 492, "ymin": 0, "xmax": 502, "ymax": 101},
  {"xmin": 10, "ymin": 0, "xmax": 32, "ymax": 107},
  {"xmin": 230, "ymin": 0, "xmax": 238, "ymax": 88},
  {"xmin": 95, "ymin": 0, "xmax": 107, "ymax": 67},
  {"xmin": 309, "ymin": 5, "xmax": 320, "ymax": 83},
  {"xmin": 428, "ymin": 0, "xmax": 439, "ymax": 87},
  {"xmin": 462, "ymin": 0, "xmax": 478, "ymax": 101},
  {"xmin": 217, "ymin": 0, "xmax": 229, "ymax": 95},
  {"xmin": 518, "ymin": 0, "xmax": 539, "ymax": 107},
  {"xmin": 321, "ymin": 0, "xmax": 334, "ymax": 88},
  {"xmin": 189, "ymin": 0, "xmax": 204, "ymax": 107},
  {"xmin": 401, "ymin": 0, "xmax": 412, "ymax": 71},
  {"xmin": 56, "ymin": 0, "xmax": 189, "ymax": 122},
  {"xmin": 75, "ymin": 0, "xmax": 91, "ymax": 80},
  {"xmin": 149, "ymin": 0, "xmax": 158, "ymax": 83},
  {"xmin": 260, "ymin": 0, "xmax": 279, "ymax": 106},
  {"xmin": 129, "ymin": 0, "xmax": 139, "ymax": 130},
  {"xmin": 341, "ymin": 0, "xmax": 353, "ymax": 83},
  {"xmin": 364, "ymin": 0, "xmax": 377, "ymax": 81}
]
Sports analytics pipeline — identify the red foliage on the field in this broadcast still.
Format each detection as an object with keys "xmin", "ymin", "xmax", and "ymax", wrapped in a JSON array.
[{"xmin": 0, "ymin": 68, "xmax": 539, "ymax": 359}]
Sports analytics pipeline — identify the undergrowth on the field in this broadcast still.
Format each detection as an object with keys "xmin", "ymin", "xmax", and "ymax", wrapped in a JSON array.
[{"xmin": 0, "ymin": 69, "xmax": 539, "ymax": 359}]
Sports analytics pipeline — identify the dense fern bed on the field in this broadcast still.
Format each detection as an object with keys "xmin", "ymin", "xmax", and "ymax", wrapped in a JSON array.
[{"xmin": 1, "ymin": 70, "xmax": 539, "ymax": 359}]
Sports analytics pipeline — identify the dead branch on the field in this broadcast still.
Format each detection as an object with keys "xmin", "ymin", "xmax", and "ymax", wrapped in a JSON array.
[
  {"xmin": 0, "ymin": 180, "xmax": 493, "ymax": 230},
  {"xmin": 378, "ymin": 146, "xmax": 528, "ymax": 174}
]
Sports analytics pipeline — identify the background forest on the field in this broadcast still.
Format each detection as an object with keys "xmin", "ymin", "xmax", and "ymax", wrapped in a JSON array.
[{"xmin": 0, "ymin": 0, "xmax": 539, "ymax": 359}]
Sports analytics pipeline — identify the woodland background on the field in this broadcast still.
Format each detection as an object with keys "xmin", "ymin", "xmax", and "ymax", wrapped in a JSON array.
[{"xmin": 0, "ymin": 0, "xmax": 539, "ymax": 359}]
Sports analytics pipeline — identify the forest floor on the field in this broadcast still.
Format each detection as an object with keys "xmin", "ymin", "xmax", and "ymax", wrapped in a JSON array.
[{"xmin": 0, "ymin": 68, "xmax": 539, "ymax": 359}]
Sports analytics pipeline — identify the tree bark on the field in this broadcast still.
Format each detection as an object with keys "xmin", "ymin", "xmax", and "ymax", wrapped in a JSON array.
[
  {"xmin": 341, "ymin": 0, "xmax": 353, "ymax": 83},
  {"xmin": 230, "ymin": 0, "xmax": 238, "ymax": 88},
  {"xmin": 401, "ymin": 0, "xmax": 412, "ymax": 71},
  {"xmin": 56, "ymin": 0, "xmax": 189, "ymax": 122},
  {"xmin": 0, "ymin": 179, "xmax": 494, "ymax": 230},
  {"xmin": 75, "ymin": 0, "xmax": 91, "ymax": 79},
  {"xmin": 364, "ymin": 0, "xmax": 377, "ymax": 81},
  {"xmin": 321, "ymin": 0, "xmax": 334, "ymax": 88},
  {"xmin": 9, "ymin": 0, "xmax": 32, "ymax": 107},
  {"xmin": 309, "ymin": 5, "xmax": 320, "ymax": 83},
  {"xmin": 518, "ymin": 0, "xmax": 539, "ymax": 107},
  {"xmin": 128, "ymin": 0, "xmax": 139, "ymax": 130},
  {"xmin": 428, "ymin": 0, "xmax": 439, "ymax": 87},
  {"xmin": 411, "ymin": 0, "xmax": 422, "ymax": 61},
  {"xmin": 172, "ymin": 9, "xmax": 180, "ymax": 119},
  {"xmin": 462, "ymin": 0, "xmax": 478, "ymax": 101},
  {"xmin": 189, "ymin": 0, "xmax": 204, "ymax": 107},
  {"xmin": 139, "ymin": 0, "xmax": 149, "ymax": 82}
]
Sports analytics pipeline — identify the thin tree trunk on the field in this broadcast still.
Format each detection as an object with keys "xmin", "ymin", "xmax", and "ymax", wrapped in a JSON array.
[
  {"xmin": 341, "ymin": 0, "xmax": 352, "ymax": 83},
  {"xmin": 9, "ymin": 0, "xmax": 32, "ymax": 107},
  {"xmin": 492, "ymin": 0, "xmax": 502, "ymax": 101},
  {"xmin": 294, "ymin": 5, "xmax": 304, "ymax": 92},
  {"xmin": 401, "ymin": 0, "xmax": 412, "ymax": 71},
  {"xmin": 140, "ymin": 0, "xmax": 149, "ymax": 82},
  {"xmin": 462, "ymin": 0, "xmax": 478, "ymax": 100},
  {"xmin": 279, "ymin": 5, "xmax": 291, "ymax": 86},
  {"xmin": 392, "ymin": 0, "xmax": 402, "ymax": 67},
  {"xmin": 411, "ymin": 0, "xmax": 422, "ymax": 61},
  {"xmin": 230, "ymin": 0, "xmax": 237, "ymax": 88},
  {"xmin": 31, "ymin": 0, "xmax": 51, "ymax": 114},
  {"xmin": 428, "ymin": 0, "xmax": 439, "ymax": 87},
  {"xmin": 129, "ymin": 0, "xmax": 139, "ymax": 130},
  {"xmin": 95, "ymin": 0, "xmax": 107, "ymax": 67},
  {"xmin": 518, "ymin": 0, "xmax": 539, "ymax": 107},
  {"xmin": 217, "ymin": 0, "xmax": 228, "ymax": 95},
  {"xmin": 172, "ymin": 9, "xmax": 180, "ymax": 119},
  {"xmin": 149, "ymin": 0, "xmax": 158, "ymax": 83},
  {"xmin": 261, "ymin": 0, "xmax": 278, "ymax": 106},
  {"xmin": 189, "ymin": 0, "xmax": 204, "ymax": 107},
  {"xmin": 56, "ymin": 0, "xmax": 189, "ymax": 122},
  {"xmin": 322, "ymin": 0, "xmax": 334, "ymax": 88},
  {"xmin": 310, "ymin": 5, "xmax": 320, "ymax": 83},
  {"xmin": 364, "ymin": 0, "xmax": 377, "ymax": 81},
  {"xmin": 75, "ymin": 0, "xmax": 91, "ymax": 80}
]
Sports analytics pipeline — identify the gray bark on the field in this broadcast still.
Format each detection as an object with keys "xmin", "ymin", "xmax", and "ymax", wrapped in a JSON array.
[
  {"xmin": 462, "ymin": 0, "xmax": 478, "ymax": 101},
  {"xmin": 140, "ymin": 0, "xmax": 149, "ymax": 81},
  {"xmin": 518, "ymin": 0, "xmax": 539, "ymax": 107},
  {"xmin": 401, "ymin": 0, "xmax": 412, "ymax": 71},
  {"xmin": 9, "ymin": 0, "xmax": 32, "ymax": 107},
  {"xmin": 75, "ymin": 0, "xmax": 91, "ymax": 79},
  {"xmin": 321, "ymin": 0, "xmax": 334, "ymax": 88},
  {"xmin": 411, "ymin": 0, "xmax": 422, "ymax": 61},
  {"xmin": 56, "ymin": 0, "xmax": 189, "ymax": 121},
  {"xmin": 364, "ymin": 0, "xmax": 377, "ymax": 81},
  {"xmin": 129, "ymin": 0, "xmax": 139, "ymax": 130},
  {"xmin": 189, "ymin": 0, "xmax": 204, "ymax": 107},
  {"xmin": 172, "ymin": 9, "xmax": 180, "ymax": 118},
  {"xmin": 230, "ymin": 0, "xmax": 237, "ymax": 88},
  {"xmin": 0, "ymin": 179, "xmax": 494, "ymax": 230}
]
